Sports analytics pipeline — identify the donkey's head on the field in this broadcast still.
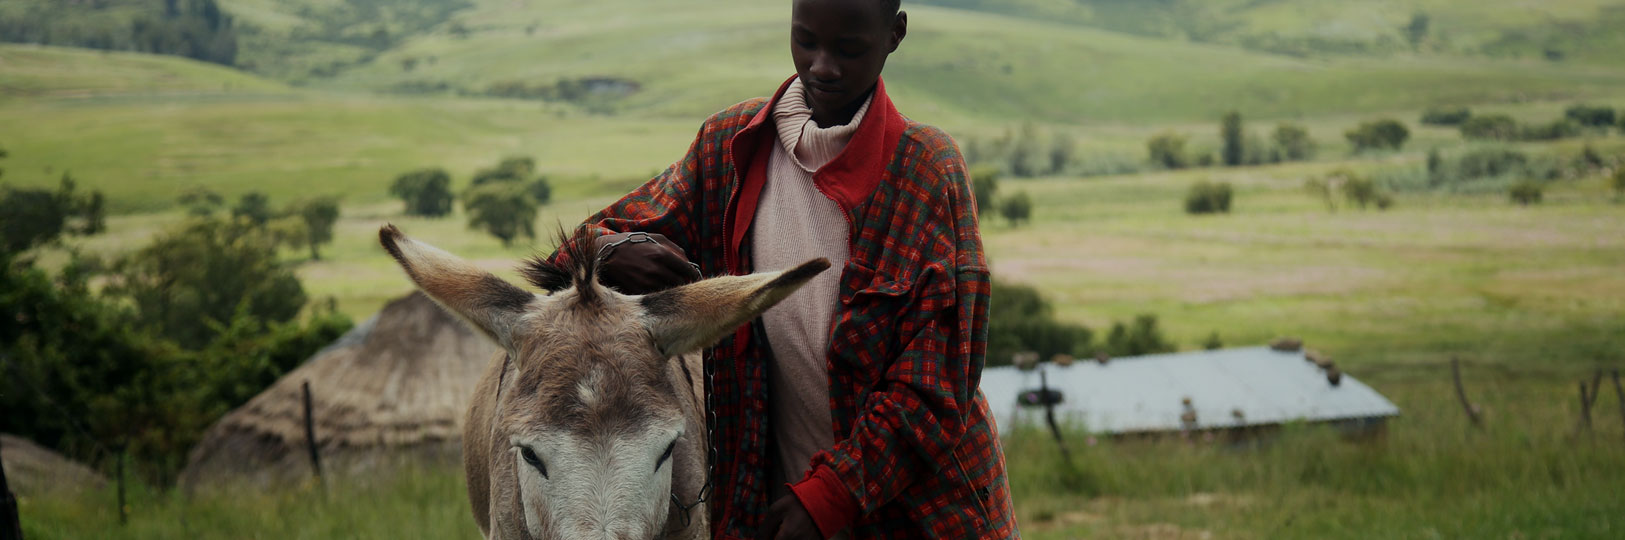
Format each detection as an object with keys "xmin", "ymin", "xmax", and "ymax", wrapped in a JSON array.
[{"xmin": 379, "ymin": 225, "xmax": 826, "ymax": 539}]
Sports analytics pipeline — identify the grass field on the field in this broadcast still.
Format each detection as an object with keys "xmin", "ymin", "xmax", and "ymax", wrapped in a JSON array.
[{"xmin": 7, "ymin": 0, "xmax": 1625, "ymax": 536}]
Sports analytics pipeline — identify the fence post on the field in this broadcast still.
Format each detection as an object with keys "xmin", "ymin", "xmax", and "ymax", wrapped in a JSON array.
[
  {"xmin": 115, "ymin": 447, "xmax": 126, "ymax": 526},
  {"xmin": 1612, "ymin": 370, "xmax": 1624, "ymax": 441},
  {"xmin": 1, "ymin": 436, "xmax": 23, "ymax": 540},
  {"xmin": 1040, "ymin": 369, "xmax": 1071, "ymax": 463},
  {"xmin": 1451, "ymin": 357, "xmax": 1481, "ymax": 428},
  {"xmin": 302, "ymin": 381, "xmax": 323, "ymax": 484}
]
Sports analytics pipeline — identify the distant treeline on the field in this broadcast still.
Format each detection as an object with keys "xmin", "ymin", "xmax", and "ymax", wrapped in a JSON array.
[{"xmin": 0, "ymin": 0, "xmax": 237, "ymax": 66}]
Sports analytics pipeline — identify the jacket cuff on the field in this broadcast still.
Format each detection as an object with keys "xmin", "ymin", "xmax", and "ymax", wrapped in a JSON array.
[{"xmin": 789, "ymin": 465, "xmax": 861, "ymax": 538}]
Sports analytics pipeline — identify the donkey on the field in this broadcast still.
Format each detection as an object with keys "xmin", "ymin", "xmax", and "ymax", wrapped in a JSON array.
[{"xmin": 379, "ymin": 225, "xmax": 827, "ymax": 540}]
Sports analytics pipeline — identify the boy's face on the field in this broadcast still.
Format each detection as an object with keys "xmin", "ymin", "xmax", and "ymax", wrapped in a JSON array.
[{"xmin": 790, "ymin": 0, "xmax": 905, "ymax": 125}]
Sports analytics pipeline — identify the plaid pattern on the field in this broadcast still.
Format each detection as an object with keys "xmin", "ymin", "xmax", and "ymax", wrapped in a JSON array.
[{"xmin": 558, "ymin": 78, "xmax": 1016, "ymax": 539}]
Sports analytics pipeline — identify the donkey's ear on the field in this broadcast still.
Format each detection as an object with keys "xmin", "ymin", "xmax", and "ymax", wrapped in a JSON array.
[
  {"xmin": 380, "ymin": 225, "xmax": 537, "ymax": 347},
  {"xmin": 639, "ymin": 258, "xmax": 831, "ymax": 357}
]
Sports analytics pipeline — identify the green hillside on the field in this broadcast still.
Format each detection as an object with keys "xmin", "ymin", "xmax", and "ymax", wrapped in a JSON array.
[
  {"xmin": 0, "ymin": 44, "xmax": 284, "ymax": 99},
  {"xmin": 214, "ymin": 0, "xmax": 1625, "ymax": 124},
  {"xmin": 914, "ymin": 0, "xmax": 1625, "ymax": 65}
]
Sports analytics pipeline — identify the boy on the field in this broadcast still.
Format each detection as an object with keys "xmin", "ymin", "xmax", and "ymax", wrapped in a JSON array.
[{"xmin": 559, "ymin": 0, "xmax": 1016, "ymax": 537}]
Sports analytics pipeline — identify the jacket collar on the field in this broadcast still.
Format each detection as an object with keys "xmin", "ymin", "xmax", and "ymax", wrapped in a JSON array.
[{"xmin": 731, "ymin": 74, "xmax": 905, "ymax": 212}]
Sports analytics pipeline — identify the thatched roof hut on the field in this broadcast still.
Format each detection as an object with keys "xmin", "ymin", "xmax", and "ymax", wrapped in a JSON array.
[
  {"xmin": 1, "ymin": 433, "xmax": 107, "ymax": 497},
  {"xmin": 179, "ymin": 292, "xmax": 498, "ymax": 490}
]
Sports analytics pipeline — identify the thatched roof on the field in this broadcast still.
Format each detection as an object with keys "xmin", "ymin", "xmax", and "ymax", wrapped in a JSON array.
[
  {"xmin": 179, "ymin": 292, "xmax": 499, "ymax": 490},
  {"xmin": 1, "ymin": 433, "xmax": 107, "ymax": 497}
]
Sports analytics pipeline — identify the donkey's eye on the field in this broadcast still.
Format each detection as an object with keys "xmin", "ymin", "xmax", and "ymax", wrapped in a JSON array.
[
  {"xmin": 656, "ymin": 440, "xmax": 677, "ymax": 470},
  {"xmin": 520, "ymin": 447, "xmax": 548, "ymax": 478}
]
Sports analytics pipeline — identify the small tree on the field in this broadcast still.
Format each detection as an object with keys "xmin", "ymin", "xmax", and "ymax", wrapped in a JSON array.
[
  {"xmin": 1202, "ymin": 332, "xmax": 1223, "ymax": 350},
  {"xmin": 291, "ymin": 196, "xmax": 340, "ymax": 260},
  {"xmin": 1345, "ymin": 119, "xmax": 1409, "ymax": 152},
  {"xmin": 1404, "ymin": 12, "xmax": 1430, "ymax": 50},
  {"xmin": 0, "ymin": 174, "xmax": 105, "ymax": 254},
  {"xmin": 1000, "ymin": 191, "xmax": 1033, "ymax": 226},
  {"xmin": 1103, "ymin": 314, "xmax": 1175, "ymax": 357},
  {"xmin": 1508, "ymin": 181, "xmax": 1543, "ymax": 206},
  {"xmin": 390, "ymin": 168, "xmax": 455, "ymax": 217},
  {"xmin": 1148, "ymin": 132, "xmax": 1189, "ymax": 169},
  {"xmin": 231, "ymin": 192, "xmax": 273, "ymax": 226},
  {"xmin": 528, "ymin": 176, "xmax": 553, "ymax": 206},
  {"xmin": 970, "ymin": 165, "xmax": 1000, "ymax": 216},
  {"xmin": 1273, "ymin": 123, "xmax": 1315, "ymax": 161},
  {"xmin": 1220, "ymin": 111, "xmax": 1244, "ymax": 167},
  {"xmin": 1007, "ymin": 124, "xmax": 1041, "ymax": 177},
  {"xmin": 464, "ymin": 182, "xmax": 538, "ymax": 247},
  {"xmin": 108, "ymin": 218, "xmax": 307, "ymax": 349},
  {"xmin": 472, "ymin": 156, "xmax": 537, "ymax": 186}
]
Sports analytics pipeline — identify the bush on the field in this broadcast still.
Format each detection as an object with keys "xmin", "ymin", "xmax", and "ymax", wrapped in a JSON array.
[
  {"xmin": 1000, "ymin": 191, "xmax": 1033, "ymax": 226},
  {"xmin": 1103, "ymin": 314, "xmax": 1176, "ymax": 357},
  {"xmin": 1457, "ymin": 148, "xmax": 1529, "ymax": 180},
  {"xmin": 1273, "ymin": 123, "xmax": 1316, "ymax": 161},
  {"xmin": 1564, "ymin": 104, "xmax": 1617, "ymax": 127},
  {"xmin": 1508, "ymin": 181, "xmax": 1543, "ymax": 205},
  {"xmin": 107, "ymin": 218, "xmax": 307, "ymax": 349},
  {"xmin": 1147, "ymin": 132, "xmax": 1189, "ymax": 169},
  {"xmin": 1517, "ymin": 119, "xmax": 1581, "ymax": 141},
  {"xmin": 390, "ymin": 168, "xmax": 455, "ymax": 217},
  {"xmin": 971, "ymin": 165, "xmax": 1000, "ymax": 215},
  {"xmin": 1345, "ymin": 119, "xmax": 1410, "ymax": 152},
  {"xmin": 1421, "ymin": 106, "xmax": 1472, "ymax": 126},
  {"xmin": 1611, "ymin": 168, "xmax": 1625, "ymax": 200},
  {"xmin": 1184, "ymin": 181, "xmax": 1233, "ymax": 214},
  {"xmin": 290, "ymin": 196, "xmax": 340, "ymax": 260},
  {"xmin": 464, "ymin": 182, "xmax": 538, "ymax": 247},
  {"xmin": 1460, "ymin": 114, "xmax": 1519, "ymax": 140},
  {"xmin": 0, "ymin": 175, "xmax": 105, "ymax": 254},
  {"xmin": 986, "ymin": 280, "xmax": 1092, "ymax": 366}
]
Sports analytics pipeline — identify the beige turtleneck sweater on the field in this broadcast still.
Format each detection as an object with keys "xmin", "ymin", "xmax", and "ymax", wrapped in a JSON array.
[{"xmin": 753, "ymin": 78, "xmax": 872, "ymax": 506}]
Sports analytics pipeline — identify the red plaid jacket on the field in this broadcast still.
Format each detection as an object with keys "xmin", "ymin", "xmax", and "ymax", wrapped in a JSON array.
[{"xmin": 561, "ymin": 76, "xmax": 1015, "ymax": 539}]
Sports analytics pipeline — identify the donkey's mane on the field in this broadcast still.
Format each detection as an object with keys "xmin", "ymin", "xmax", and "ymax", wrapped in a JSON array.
[{"xmin": 519, "ymin": 227, "xmax": 601, "ymax": 304}]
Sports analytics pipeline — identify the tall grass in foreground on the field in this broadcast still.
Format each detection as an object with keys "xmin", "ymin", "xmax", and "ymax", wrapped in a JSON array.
[
  {"xmin": 1009, "ymin": 375, "xmax": 1625, "ymax": 539},
  {"xmin": 16, "ymin": 375, "xmax": 1624, "ymax": 539}
]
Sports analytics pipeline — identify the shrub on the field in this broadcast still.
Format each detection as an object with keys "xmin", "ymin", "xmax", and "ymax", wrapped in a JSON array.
[
  {"xmin": 1273, "ymin": 123, "xmax": 1316, "ymax": 161},
  {"xmin": 986, "ymin": 280, "xmax": 1092, "ymax": 366},
  {"xmin": 464, "ymin": 182, "xmax": 538, "ymax": 247},
  {"xmin": 0, "ymin": 175, "xmax": 105, "ymax": 254},
  {"xmin": 1517, "ymin": 119, "xmax": 1581, "ymax": 141},
  {"xmin": 290, "ymin": 196, "xmax": 340, "ymax": 260},
  {"xmin": 1345, "ymin": 119, "xmax": 1409, "ymax": 152},
  {"xmin": 1457, "ymin": 148, "xmax": 1529, "ymax": 180},
  {"xmin": 390, "ymin": 168, "xmax": 455, "ymax": 217},
  {"xmin": 1103, "ymin": 314, "xmax": 1176, "ymax": 357},
  {"xmin": 1564, "ymin": 104, "xmax": 1617, "ymax": 127},
  {"xmin": 1147, "ymin": 132, "xmax": 1189, "ymax": 169},
  {"xmin": 1460, "ymin": 114, "xmax": 1519, "ymax": 140},
  {"xmin": 1000, "ymin": 191, "xmax": 1033, "ymax": 226},
  {"xmin": 1508, "ymin": 181, "xmax": 1543, "ymax": 205},
  {"xmin": 1611, "ymin": 168, "xmax": 1625, "ymax": 200},
  {"xmin": 971, "ymin": 165, "xmax": 1000, "ymax": 215},
  {"xmin": 1184, "ymin": 181, "xmax": 1233, "ymax": 214},
  {"xmin": 1421, "ymin": 105, "xmax": 1472, "ymax": 126},
  {"xmin": 1342, "ymin": 175, "xmax": 1382, "ymax": 209}
]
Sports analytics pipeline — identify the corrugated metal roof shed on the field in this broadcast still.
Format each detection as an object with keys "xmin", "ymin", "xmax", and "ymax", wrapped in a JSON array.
[{"xmin": 979, "ymin": 346, "xmax": 1400, "ymax": 435}]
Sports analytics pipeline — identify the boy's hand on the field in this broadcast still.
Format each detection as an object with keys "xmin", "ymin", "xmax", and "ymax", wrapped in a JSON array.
[
  {"xmin": 756, "ymin": 494, "xmax": 823, "ymax": 540},
  {"xmin": 591, "ymin": 232, "xmax": 701, "ymax": 294}
]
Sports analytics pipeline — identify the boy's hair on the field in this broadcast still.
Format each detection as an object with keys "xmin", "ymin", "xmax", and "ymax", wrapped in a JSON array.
[{"xmin": 883, "ymin": 0, "xmax": 900, "ymax": 16}]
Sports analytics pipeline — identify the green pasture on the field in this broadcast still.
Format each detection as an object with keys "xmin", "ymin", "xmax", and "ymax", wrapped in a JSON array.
[{"xmin": 18, "ymin": 371, "xmax": 1625, "ymax": 539}]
